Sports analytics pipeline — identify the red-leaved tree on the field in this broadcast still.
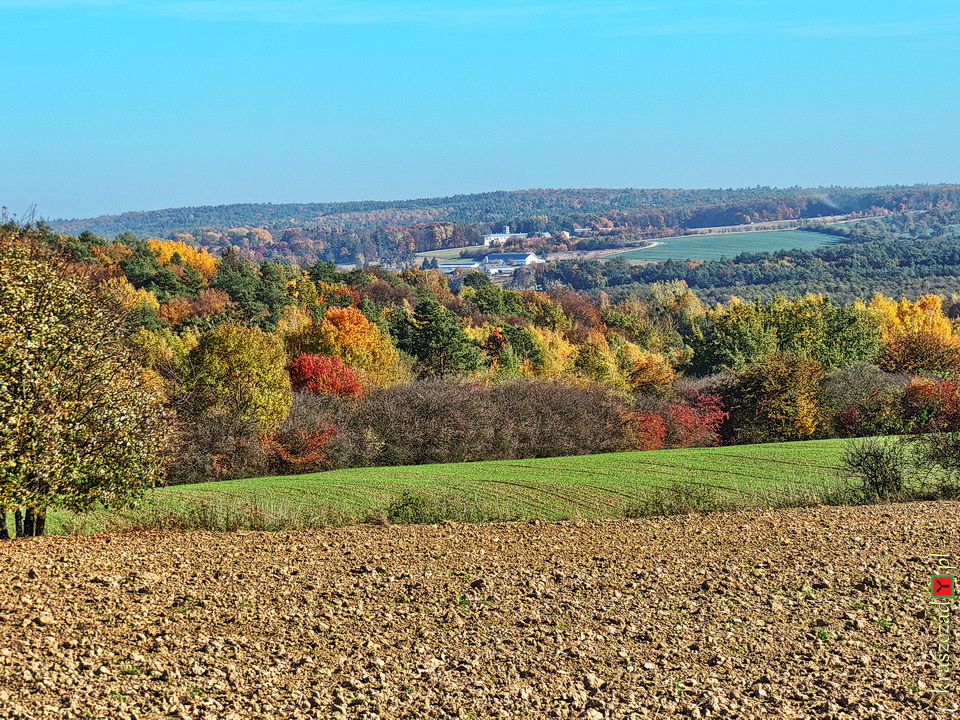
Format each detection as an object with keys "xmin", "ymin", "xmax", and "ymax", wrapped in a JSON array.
[
  {"xmin": 627, "ymin": 411, "xmax": 668, "ymax": 451},
  {"xmin": 289, "ymin": 354, "xmax": 364, "ymax": 398},
  {"xmin": 663, "ymin": 390, "xmax": 728, "ymax": 448},
  {"xmin": 902, "ymin": 378, "xmax": 960, "ymax": 432}
]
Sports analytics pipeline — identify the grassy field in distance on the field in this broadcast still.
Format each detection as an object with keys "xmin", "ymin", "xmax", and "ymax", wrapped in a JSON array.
[
  {"xmin": 609, "ymin": 229, "xmax": 840, "ymax": 262},
  {"xmin": 414, "ymin": 229, "xmax": 840, "ymax": 266},
  {"xmin": 47, "ymin": 438, "xmax": 853, "ymax": 534},
  {"xmin": 415, "ymin": 245, "xmax": 485, "ymax": 262}
]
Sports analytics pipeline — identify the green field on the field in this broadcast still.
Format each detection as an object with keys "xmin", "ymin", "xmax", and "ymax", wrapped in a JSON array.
[
  {"xmin": 413, "ymin": 230, "xmax": 838, "ymax": 265},
  {"xmin": 48, "ymin": 439, "xmax": 853, "ymax": 534},
  {"xmin": 415, "ymin": 245, "xmax": 485, "ymax": 262},
  {"xmin": 610, "ymin": 229, "xmax": 839, "ymax": 262}
]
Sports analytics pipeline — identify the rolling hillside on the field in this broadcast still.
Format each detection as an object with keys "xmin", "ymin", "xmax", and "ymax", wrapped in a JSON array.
[
  {"xmin": 51, "ymin": 185, "xmax": 960, "ymax": 238},
  {"xmin": 50, "ymin": 439, "xmax": 852, "ymax": 534}
]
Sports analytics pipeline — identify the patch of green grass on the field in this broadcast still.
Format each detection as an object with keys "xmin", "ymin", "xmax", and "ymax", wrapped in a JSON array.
[
  {"xmin": 175, "ymin": 595, "xmax": 199, "ymax": 614},
  {"xmin": 609, "ymin": 229, "xmax": 839, "ymax": 262},
  {"xmin": 47, "ymin": 438, "xmax": 855, "ymax": 534},
  {"xmin": 415, "ymin": 245, "xmax": 486, "ymax": 261}
]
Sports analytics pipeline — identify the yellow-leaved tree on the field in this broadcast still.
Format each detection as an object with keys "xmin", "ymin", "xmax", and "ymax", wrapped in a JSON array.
[
  {"xmin": 146, "ymin": 239, "xmax": 218, "ymax": 280},
  {"xmin": 871, "ymin": 293, "xmax": 960, "ymax": 374},
  {"xmin": 288, "ymin": 306, "xmax": 408, "ymax": 387},
  {"xmin": 186, "ymin": 324, "xmax": 292, "ymax": 434}
]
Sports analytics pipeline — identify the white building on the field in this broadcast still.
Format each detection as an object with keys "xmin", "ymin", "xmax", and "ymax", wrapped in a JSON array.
[
  {"xmin": 481, "ymin": 253, "xmax": 545, "ymax": 272},
  {"xmin": 437, "ymin": 261, "xmax": 481, "ymax": 274},
  {"xmin": 482, "ymin": 225, "xmax": 528, "ymax": 246}
]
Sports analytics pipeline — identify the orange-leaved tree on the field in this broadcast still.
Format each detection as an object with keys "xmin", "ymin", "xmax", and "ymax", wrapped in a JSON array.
[
  {"xmin": 288, "ymin": 306, "xmax": 407, "ymax": 387},
  {"xmin": 626, "ymin": 349, "xmax": 676, "ymax": 396}
]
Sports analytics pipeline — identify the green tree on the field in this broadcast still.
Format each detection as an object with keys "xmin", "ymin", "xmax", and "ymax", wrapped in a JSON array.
[
  {"xmin": 400, "ymin": 298, "xmax": 482, "ymax": 378},
  {"xmin": 461, "ymin": 271, "xmax": 491, "ymax": 288},
  {"xmin": 692, "ymin": 301, "xmax": 778, "ymax": 374},
  {"xmin": 212, "ymin": 250, "xmax": 292, "ymax": 328},
  {"xmin": 0, "ymin": 227, "xmax": 171, "ymax": 538},
  {"xmin": 692, "ymin": 294, "xmax": 880, "ymax": 375},
  {"xmin": 185, "ymin": 324, "xmax": 292, "ymax": 433}
]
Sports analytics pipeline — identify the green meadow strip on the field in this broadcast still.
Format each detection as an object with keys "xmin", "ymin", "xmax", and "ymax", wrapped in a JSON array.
[{"xmin": 46, "ymin": 438, "xmax": 856, "ymax": 534}]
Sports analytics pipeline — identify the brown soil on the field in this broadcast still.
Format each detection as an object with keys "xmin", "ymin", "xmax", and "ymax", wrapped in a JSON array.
[{"xmin": 1, "ymin": 502, "xmax": 958, "ymax": 719}]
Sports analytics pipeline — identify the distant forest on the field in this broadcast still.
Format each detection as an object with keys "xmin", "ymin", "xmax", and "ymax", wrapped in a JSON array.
[
  {"xmin": 51, "ymin": 185, "xmax": 960, "ymax": 268},
  {"xmin": 535, "ymin": 208, "xmax": 960, "ymax": 305}
]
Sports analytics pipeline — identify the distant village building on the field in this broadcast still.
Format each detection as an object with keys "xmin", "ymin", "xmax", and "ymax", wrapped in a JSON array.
[
  {"xmin": 481, "ymin": 252, "xmax": 545, "ymax": 273},
  {"xmin": 438, "ymin": 261, "xmax": 480, "ymax": 274},
  {"xmin": 482, "ymin": 225, "xmax": 528, "ymax": 246},
  {"xmin": 572, "ymin": 226, "xmax": 614, "ymax": 235}
]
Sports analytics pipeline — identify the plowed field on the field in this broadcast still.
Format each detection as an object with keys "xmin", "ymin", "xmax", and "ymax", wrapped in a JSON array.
[{"xmin": 2, "ymin": 501, "xmax": 957, "ymax": 719}]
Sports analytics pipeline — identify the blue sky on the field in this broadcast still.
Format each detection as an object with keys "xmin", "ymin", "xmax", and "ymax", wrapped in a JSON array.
[{"xmin": 1, "ymin": 0, "xmax": 958, "ymax": 220}]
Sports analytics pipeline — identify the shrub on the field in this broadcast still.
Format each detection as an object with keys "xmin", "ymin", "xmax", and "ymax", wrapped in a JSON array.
[
  {"xmin": 840, "ymin": 437, "xmax": 909, "ymax": 502},
  {"xmin": 625, "ymin": 482, "xmax": 738, "ymax": 518},
  {"xmin": 907, "ymin": 431, "xmax": 960, "ymax": 499},
  {"xmin": 165, "ymin": 411, "xmax": 269, "ymax": 485},
  {"xmin": 662, "ymin": 389, "xmax": 728, "ymax": 448},
  {"xmin": 822, "ymin": 363, "xmax": 911, "ymax": 437},
  {"xmin": 383, "ymin": 490, "xmax": 498, "ymax": 524},
  {"xmin": 902, "ymin": 378, "xmax": 960, "ymax": 432},
  {"xmin": 324, "ymin": 378, "xmax": 637, "ymax": 468},
  {"xmin": 627, "ymin": 412, "xmax": 667, "ymax": 451}
]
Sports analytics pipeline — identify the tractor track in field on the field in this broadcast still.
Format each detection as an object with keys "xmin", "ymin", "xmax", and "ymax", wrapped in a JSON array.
[
  {"xmin": 476, "ymin": 477, "xmax": 625, "ymax": 511},
  {"xmin": 623, "ymin": 458, "xmax": 785, "ymax": 488},
  {"xmin": 1, "ymin": 501, "xmax": 956, "ymax": 719},
  {"xmin": 710, "ymin": 451, "xmax": 843, "ymax": 472}
]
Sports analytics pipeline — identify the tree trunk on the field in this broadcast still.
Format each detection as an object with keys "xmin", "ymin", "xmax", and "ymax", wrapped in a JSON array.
[
  {"xmin": 0, "ymin": 513, "xmax": 8, "ymax": 540},
  {"xmin": 34, "ymin": 511, "xmax": 45, "ymax": 537},
  {"xmin": 23, "ymin": 508, "xmax": 35, "ymax": 538},
  {"xmin": 14, "ymin": 510, "xmax": 23, "ymax": 539}
]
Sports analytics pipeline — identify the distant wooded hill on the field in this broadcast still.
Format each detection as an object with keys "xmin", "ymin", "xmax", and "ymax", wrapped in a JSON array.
[{"xmin": 51, "ymin": 184, "xmax": 960, "ymax": 266}]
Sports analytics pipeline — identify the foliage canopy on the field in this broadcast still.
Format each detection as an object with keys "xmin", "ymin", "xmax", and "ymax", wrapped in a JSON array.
[{"xmin": 0, "ymin": 226, "xmax": 170, "ymax": 535}]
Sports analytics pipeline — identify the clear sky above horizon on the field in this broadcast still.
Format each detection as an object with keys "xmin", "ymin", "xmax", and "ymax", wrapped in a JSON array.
[{"xmin": 2, "ymin": 0, "xmax": 959, "ymax": 220}]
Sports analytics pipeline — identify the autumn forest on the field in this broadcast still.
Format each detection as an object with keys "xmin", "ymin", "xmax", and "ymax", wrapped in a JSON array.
[{"xmin": 4, "ymin": 182, "xmax": 960, "ymax": 542}]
